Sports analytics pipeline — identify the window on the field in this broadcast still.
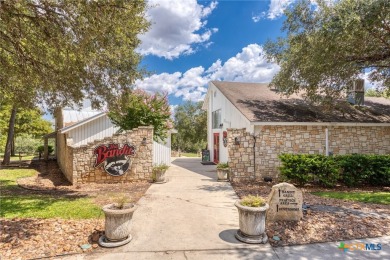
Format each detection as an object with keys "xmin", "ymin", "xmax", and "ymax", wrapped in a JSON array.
[{"xmin": 212, "ymin": 109, "xmax": 221, "ymax": 129}]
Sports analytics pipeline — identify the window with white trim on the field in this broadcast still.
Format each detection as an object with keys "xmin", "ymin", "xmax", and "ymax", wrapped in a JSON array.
[{"xmin": 212, "ymin": 109, "xmax": 221, "ymax": 129}]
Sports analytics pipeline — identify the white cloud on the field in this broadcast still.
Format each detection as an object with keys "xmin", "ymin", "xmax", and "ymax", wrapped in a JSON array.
[
  {"xmin": 136, "ymin": 44, "xmax": 279, "ymax": 102},
  {"xmin": 208, "ymin": 44, "xmax": 280, "ymax": 82},
  {"xmin": 252, "ymin": 12, "xmax": 265, "ymax": 23},
  {"xmin": 267, "ymin": 0, "xmax": 294, "ymax": 20},
  {"xmin": 138, "ymin": 0, "xmax": 218, "ymax": 60},
  {"xmin": 258, "ymin": 0, "xmax": 335, "ymax": 21}
]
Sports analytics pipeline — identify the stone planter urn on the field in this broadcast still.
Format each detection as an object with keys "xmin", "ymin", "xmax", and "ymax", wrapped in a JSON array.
[
  {"xmin": 235, "ymin": 200, "xmax": 269, "ymax": 244},
  {"xmin": 152, "ymin": 164, "xmax": 169, "ymax": 184},
  {"xmin": 216, "ymin": 162, "xmax": 229, "ymax": 181},
  {"xmin": 217, "ymin": 168, "xmax": 229, "ymax": 181},
  {"xmin": 153, "ymin": 169, "xmax": 167, "ymax": 183},
  {"xmin": 98, "ymin": 203, "xmax": 137, "ymax": 247}
]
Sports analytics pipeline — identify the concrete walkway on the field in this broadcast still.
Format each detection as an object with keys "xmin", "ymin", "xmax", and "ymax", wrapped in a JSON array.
[{"xmin": 59, "ymin": 158, "xmax": 390, "ymax": 260}]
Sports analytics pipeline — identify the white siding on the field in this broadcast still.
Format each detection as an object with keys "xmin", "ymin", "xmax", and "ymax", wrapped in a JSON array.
[
  {"xmin": 67, "ymin": 115, "xmax": 119, "ymax": 146},
  {"xmin": 64, "ymin": 113, "xmax": 172, "ymax": 165},
  {"xmin": 153, "ymin": 135, "xmax": 171, "ymax": 166},
  {"xmin": 206, "ymin": 82, "xmax": 254, "ymax": 163}
]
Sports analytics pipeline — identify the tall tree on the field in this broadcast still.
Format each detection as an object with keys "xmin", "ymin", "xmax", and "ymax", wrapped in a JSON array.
[
  {"xmin": 0, "ymin": 0, "xmax": 149, "ymax": 164},
  {"xmin": 265, "ymin": 0, "xmax": 390, "ymax": 103},
  {"xmin": 172, "ymin": 102, "xmax": 206, "ymax": 153}
]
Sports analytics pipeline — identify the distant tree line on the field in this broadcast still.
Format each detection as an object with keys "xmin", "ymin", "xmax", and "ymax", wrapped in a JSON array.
[{"xmin": 172, "ymin": 102, "xmax": 207, "ymax": 153}]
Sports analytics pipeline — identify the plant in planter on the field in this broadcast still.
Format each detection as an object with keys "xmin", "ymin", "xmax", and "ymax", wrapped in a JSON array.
[
  {"xmin": 216, "ymin": 162, "xmax": 229, "ymax": 181},
  {"xmin": 235, "ymin": 195, "xmax": 269, "ymax": 244},
  {"xmin": 152, "ymin": 163, "xmax": 169, "ymax": 183},
  {"xmin": 98, "ymin": 195, "xmax": 137, "ymax": 248}
]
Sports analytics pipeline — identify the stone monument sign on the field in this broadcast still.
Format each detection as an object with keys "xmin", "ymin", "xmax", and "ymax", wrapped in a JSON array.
[{"xmin": 267, "ymin": 182, "xmax": 303, "ymax": 221}]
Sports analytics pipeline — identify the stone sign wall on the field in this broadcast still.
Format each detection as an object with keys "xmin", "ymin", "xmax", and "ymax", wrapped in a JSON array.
[
  {"xmin": 266, "ymin": 182, "xmax": 303, "ymax": 222},
  {"xmin": 58, "ymin": 126, "xmax": 153, "ymax": 184}
]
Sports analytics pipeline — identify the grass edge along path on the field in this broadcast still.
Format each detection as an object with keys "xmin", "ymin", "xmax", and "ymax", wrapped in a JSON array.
[
  {"xmin": 0, "ymin": 169, "xmax": 102, "ymax": 219},
  {"xmin": 312, "ymin": 191, "xmax": 390, "ymax": 205}
]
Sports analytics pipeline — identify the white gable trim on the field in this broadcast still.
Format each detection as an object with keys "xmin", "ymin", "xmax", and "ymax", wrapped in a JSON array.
[
  {"xmin": 60, "ymin": 112, "xmax": 106, "ymax": 133},
  {"xmin": 202, "ymin": 87, "xmax": 211, "ymax": 110},
  {"xmin": 250, "ymin": 122, "xmax": 390, "ymax": 127}
]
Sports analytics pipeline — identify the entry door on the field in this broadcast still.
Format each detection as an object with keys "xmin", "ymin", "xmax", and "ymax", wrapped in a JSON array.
[{"xmin": 213, "ymin": 133, "xmax": 220, "ymax": 163}]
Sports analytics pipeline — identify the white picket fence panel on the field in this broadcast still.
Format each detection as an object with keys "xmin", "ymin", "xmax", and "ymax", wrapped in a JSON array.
[{"xmin": 153, "ymin": 140, "xmax": 171, "ymax": 166}]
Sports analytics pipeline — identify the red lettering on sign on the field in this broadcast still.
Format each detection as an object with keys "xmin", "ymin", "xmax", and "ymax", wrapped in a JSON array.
[{"xmin": 94, "ymin": 143, "xmax": 136, "ymax": 167}]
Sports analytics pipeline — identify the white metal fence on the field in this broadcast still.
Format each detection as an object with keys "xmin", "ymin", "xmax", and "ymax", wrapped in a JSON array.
[{"xmin": 153, "ymin": 140, "xmax": 171, "ymax": 166}]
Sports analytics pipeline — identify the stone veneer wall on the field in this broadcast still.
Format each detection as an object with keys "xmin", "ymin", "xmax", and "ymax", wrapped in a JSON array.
[
  {"xmin": 228, "ymin": 126, "xmax": 390, "ymax": 182},
  {"xmin": 58, "ymin": 126, "xmax": 153, "ymax": 184}
]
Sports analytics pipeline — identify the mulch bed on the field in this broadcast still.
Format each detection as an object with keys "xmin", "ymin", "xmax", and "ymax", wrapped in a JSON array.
[
  {"xmin": 0, "ymin": 160, "xmax": 151, "ymax": 260},
  {"xmin": 232, "ymin": 181, "xmax": 390, "ymax": 247}
]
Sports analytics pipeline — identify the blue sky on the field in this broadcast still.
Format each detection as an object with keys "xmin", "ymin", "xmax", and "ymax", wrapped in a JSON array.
[{"xmin": 135, "ymin": 0, "xmax": 292, "ymax": 109}]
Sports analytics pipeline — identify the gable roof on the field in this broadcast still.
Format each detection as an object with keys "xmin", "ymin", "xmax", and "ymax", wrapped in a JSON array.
[
  {"xmin": 211, "ymin": 81, "xmax": 390, "ymax": 123},
  {"xmin": 60, "ymin": 112, "xmax": 106, "ymax": 133},
  {"xmin": 62, "ymin": 109, "xmax": 102, "ymax": 127}
]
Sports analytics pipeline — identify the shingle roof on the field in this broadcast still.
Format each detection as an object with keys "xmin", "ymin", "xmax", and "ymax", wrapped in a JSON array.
[{"xmin": 211, "ymin": 81, "xmax": 390, "ymax": 123}]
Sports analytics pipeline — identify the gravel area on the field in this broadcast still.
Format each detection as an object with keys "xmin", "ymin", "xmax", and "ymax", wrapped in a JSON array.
[
  {"xmin": 231, "ymin": 181, "xmax": 390, "ymax": 247},
  {"xmin": 1, "ymin": 218, "xmax": 104, "ymax": 260}
]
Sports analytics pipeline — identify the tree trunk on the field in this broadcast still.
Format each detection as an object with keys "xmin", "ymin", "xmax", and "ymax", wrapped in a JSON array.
[
  {"xmin": 2, "ymin": 107, "xmax": 17, "ymax": 165},
  {"xmin": 11, "ymin": 135, "xmax": 15, "ymax": 156}
]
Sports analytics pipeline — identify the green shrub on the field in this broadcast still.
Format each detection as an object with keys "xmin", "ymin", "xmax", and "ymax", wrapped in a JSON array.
[
  {"xmin": 367, "ymin": 155, "xmax": 390, "ymax": 186},
  {"xmin": 278, "ymin": 154, "xmax": 312, "ymax": 186},
  {"xmin": 279, "ymin": 153, "xmax": 390, "ymax": 187},
  {"xmin": 152, "ymin": 163, "xmax": 169, "ymax": 173},
  {"xmin": 278, "ymin": 154, "xmax": 338, "ymax": 187},
  {"xmin": 336, "ymin": 154, "xmax": 390, "ymax": 187},
  {"xmin": 240, "ymin": 195, "xmax": 265, "ymax": 207},
  {"xmin": 216, "ymin": 162, "xmax": 229, "ymax": 169},
  {"xmin": 37, "ymin": 145, "xmax": 54, "ymax": 155}
]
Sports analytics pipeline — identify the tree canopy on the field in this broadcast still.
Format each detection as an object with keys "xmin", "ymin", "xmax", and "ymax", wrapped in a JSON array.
[
  {"xmin": 108, "ymin": 90, "xmax": 172, "ymax": 142},
  {"xmin": 0, "ymin": 0, "xmax": 149, "ymax": 110},
  {"xmin": 265, "ymin": 0, "xmax": 390, "ymax": 103},
  {"xmin": 1, "ymin": 0, "xmax": 149, "ymax": 164},
  {"xmin": 172, "ymin": 102, "xmax": 206, "ymax": 153}
]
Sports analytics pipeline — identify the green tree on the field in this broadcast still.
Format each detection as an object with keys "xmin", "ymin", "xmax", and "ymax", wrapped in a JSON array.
[
  {"xmin": 108, "ymin": 90, "xmax": 172, "ymax": 142},
  {"xmin": 172, "ymin": 102, "xmax": 207, "ymax": 153},
  {"xmin": 1, "ymin": 1, "xmax": 149, "ymax": 164},
  {"xmin": 14, "ymin": 134, "xmax": 42, "ymax": 155},
  {"xmin": 265, "ymin": 0, "xmax": 390, "ymax": 103},
  {"xmin": 0, "ymin": 104, "xmax": 52, "ymax": 154}
]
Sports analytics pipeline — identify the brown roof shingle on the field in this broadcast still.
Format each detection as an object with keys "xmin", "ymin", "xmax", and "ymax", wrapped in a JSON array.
[{"xmin": 211, "ymin": 81, "xmax": 390, "ymax": 123}]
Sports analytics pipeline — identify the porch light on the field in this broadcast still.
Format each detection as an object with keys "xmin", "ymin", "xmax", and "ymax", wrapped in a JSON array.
[
  {"xmin": 234, "ymin": 137, "xmax": 240, "ymax": 145},
  {"xmin": 141, "ymin": 137, "xmax": 147, "ymax": 145}
]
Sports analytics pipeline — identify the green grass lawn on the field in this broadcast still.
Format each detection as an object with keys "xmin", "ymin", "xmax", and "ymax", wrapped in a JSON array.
[
  {"xmin": 181, "ymin": 152, "xmax": 200, "ymax": 157},
  {"xmin": 0, "ymin": 155, "xmax": 37, "ymax": 161},
  {"xmin": 0, "ymin": 169, "xmax": 102, "ymax": 219},
  {"xmin": 312, "ymin": 191, "xmax": 390, "ymax": 205}
]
